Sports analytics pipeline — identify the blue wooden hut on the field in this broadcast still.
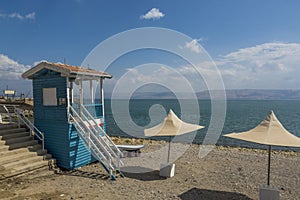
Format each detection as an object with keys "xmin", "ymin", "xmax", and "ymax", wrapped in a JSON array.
[{"xmin": 22, "ymin": 62, "xmax": 123, "ymax": 177}]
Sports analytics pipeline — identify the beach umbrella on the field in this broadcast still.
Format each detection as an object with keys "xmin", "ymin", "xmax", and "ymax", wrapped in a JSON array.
[
  {"xmin": 144, "ymin": 109, "xmax": 204, "ymax": 163},
  {"xmin": 224, "ymin": 110, "xmax": 300, "ymax": 185}
]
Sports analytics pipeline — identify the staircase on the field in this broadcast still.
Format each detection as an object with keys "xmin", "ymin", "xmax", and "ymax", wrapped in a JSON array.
[
  {"xmin": 69, "ymin": 105, "xmax": 124, "ymax": 179},
  {"xmin": 0, "ymin": 123, "xmax": 53, "ymax": 179}
]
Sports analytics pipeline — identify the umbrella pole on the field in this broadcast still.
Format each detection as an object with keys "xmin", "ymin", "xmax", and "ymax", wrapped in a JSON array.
[
  {"xmin": 167, "ymin": 136, "xmax": 171, "ymax": 163},
  {"xmin": 267, "ymin": 145, "xmax": 272, "ymax": 186}
]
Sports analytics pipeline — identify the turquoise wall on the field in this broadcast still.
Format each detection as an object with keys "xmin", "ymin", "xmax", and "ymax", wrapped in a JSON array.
[{"xmin": 32, "ymin": 69, "xmax": 95, "ymax": 169}]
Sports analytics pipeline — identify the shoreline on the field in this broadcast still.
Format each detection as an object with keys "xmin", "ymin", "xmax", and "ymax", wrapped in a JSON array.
[
  {"xmin": 110, "ymin": 136, "xmax": 300, "ymax": 156},
  {"xmin": 1, "ymin": 99, "xmax": 300, "ymax": 153}
]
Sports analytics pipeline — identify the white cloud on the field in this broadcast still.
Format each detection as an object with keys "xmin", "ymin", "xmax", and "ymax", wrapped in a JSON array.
[
  {"xmin": 33, "ymin": 60, "xmax": 48, "ymax": 67},
  {"xmin": 3, "ymin": 42, "xmax": 298, "ymax": 97},
  {"xmin": 25, "ymin": 12, "xmax": 35, "ymax": 20},
  {"xmin": 156, "ymin": 42, "xmax": 300, "ymax": 91},
  {"xmin": 88, "ymin": 42, "xmax": 300, "ymax": 94},
  {"xmin": 0, "ymin": 54, "xmax": 31, "ymax": 80},
  {"xmin": 108, "ymin": 64, "xmax": 199, "ymax": 97},
  {"xmin": 8, "ymin": 13, "xmax": 24, "ymax": 20},
  {"xmin": 0, "ymin": 12, "xmax": 35, "ymax": 20},
  {"xmin": 184, "ymin": 39, "xmax": 202, "ymax": 54},
  {"xmin": 0, "ymin": 54, "xmax": 33, "ymax": 96},
  {"xmin": 141, "ymin": 8, "xmax": 165, "ymax": 20},
  {"xmin": 217, "ymin": 42, "xmax": 300, "ymax": 89}
]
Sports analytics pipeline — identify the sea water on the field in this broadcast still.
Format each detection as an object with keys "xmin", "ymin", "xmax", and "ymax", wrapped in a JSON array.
[{"xmin": 104, "ymin": 99, "xmax": 300, "ymax": 151}]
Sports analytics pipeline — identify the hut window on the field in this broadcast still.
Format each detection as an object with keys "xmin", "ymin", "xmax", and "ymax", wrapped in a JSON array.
[{"xmin": 43, "ymin": 88, "xmax": 57, "ymax": 106}]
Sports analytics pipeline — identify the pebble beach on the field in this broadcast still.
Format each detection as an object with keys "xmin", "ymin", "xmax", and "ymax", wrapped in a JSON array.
[{"xmin": 0, "ymin": 138, "xmax": 299, "ymax": 200}]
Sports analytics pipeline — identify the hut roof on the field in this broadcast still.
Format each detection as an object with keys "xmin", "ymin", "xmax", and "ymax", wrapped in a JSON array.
[{"xmin": 22, "ymin": 61, "xmax": 112, "ymax": 80}]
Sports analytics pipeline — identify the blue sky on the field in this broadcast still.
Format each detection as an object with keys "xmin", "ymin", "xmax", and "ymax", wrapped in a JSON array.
[{"xmin": 1, "ymin": 0, "xmax": 300, "ymax": 96}]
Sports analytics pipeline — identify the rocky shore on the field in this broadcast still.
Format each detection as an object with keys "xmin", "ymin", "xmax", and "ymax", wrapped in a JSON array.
[{"xmin": 0, "ymin": 139, "xmax": 299, "ymax": 200}]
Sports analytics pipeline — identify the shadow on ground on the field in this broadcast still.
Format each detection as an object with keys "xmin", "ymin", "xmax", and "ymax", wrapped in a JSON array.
[
  {"xmin": 58, "ymin": 169, "xmax": 110, "ymax": 180},
  {"xmin": 121, "ymin": 166, "xmax": 166, "ymax": 181},
  {"xmin": 178, "ymin": 187, "xmax": 253, "ymax": 200}
]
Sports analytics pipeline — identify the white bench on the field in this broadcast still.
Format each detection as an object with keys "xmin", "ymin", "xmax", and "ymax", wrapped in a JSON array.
[{"xmin": 116, "ymin": 144, "xmax": 145, "ymax": 157}]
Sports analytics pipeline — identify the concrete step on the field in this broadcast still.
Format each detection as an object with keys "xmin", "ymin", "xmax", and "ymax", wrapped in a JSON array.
[
  {"xmin": 0, "ymin": 135, "xmax": 32, "ymax": 145},
  {"xmin": 1, "ymin": 155, "xmax": 48, "ymax": 169},
  {"xmin": 0, "ymin": 150, "xmax": 49, "ymax": 165},
  {"xmin": 0, "ymin": 160, "xmax": 51, "ymax": 179},
  {"xmin": 0, "ymin": 140, "xmax": 38, "ymax": 152},
  {"xmin": 0, "ymin": 144, "xmax": 42, "ymax": 157},
  {"xmin": 0, "ymin": 131, "xmax": 29, "ymax": 140},
  {"xmin": 0, "ymin": 123, "xmax": 18, "ymax": 130},
  {"xmin": 0, "ymin": 144, "xmax": 9, "ymax": 151},
  {"xmin": 0, "ymin": 123, "xmax": 54, "ymax": 180},
  {"xmin": 0, "ymin": 128, "xmax": 27, "ymax": 136}
]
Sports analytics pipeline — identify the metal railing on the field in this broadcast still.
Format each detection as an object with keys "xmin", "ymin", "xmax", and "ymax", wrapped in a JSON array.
[
  {"xmin": 81, "ymin": 105, "xmax": 122, "ymax": 160},
  {"xmin": 84, "ymin": 104, "xmax": 103, "ymax": 119},
  {"xmin": 0, "ymin": 104, "xmax": 18, "ymax": 123},
  {"xmin": 69, "ymin": 111, "xmax": 112, "ymax": 169},
  {"xmin": 68, "ymin": 104, "xmax": 123, "ymax": 176},
  {"xmin": 15, "ymin": 108, "xmax": 45, "ymax": 150}
]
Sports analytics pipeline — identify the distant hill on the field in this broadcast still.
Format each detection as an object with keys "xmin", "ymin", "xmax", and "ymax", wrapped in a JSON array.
[
  {"xmin": 108, "ymin": 89, "xmax": 300, "ymax": 100},
  {"xmin": 197, "ymin": 89, "xmax": 300, "ymax": 100}
]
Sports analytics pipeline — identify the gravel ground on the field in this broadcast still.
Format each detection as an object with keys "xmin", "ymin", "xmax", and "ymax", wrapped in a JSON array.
[{"xmin": 0, "ymin": 140, "xmax": 299, "ymax": 200}]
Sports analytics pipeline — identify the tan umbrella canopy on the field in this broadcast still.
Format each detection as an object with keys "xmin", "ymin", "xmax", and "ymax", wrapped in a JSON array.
[
  {"xmin": 224, "ymin": 110, "xmax": 300, "ymax": 185},
  {"xmin": 224, "ymin": 111, "xmax": 300, "ymax": 147},
  {"xmin": 144, "ymin": 109, "xmax": 204, "ymax": 137},
  {"xmin": 144, "ymin": 109, "xmax": 204, "ymax": 162}
]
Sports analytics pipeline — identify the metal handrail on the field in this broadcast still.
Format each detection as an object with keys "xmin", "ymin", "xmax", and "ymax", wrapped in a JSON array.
[
  {"xmin": 69, "ymin": 105, "xmax": 123, "ymax": 170},
  {"xmin": 83, "ymin": 103, "xmax": 103, "ymax": 118},
  {"xmin": 14, "ymin": 108, "xmax": 45, "ymax": 150},
  {"xmin": 81, "ymin": 105, "xmax": 123, "ymax": 158},
  {"xmin": 69, "ymin": 105, "xmax": 117, "ymax": 169},
  {"xmin": 70, "ymin": 106, "xmax": 113, "ymax": 163},
  {"xmin": 76, "ymin": 108, "xmax": 113, "ymax": 158},
  {"xmin": 0, "ymin": 104, "xmax": 19, "ymax": 123},
  {"xmin": 69, "ymin": 113, "xmax": 113, "ymax": 169},
  {"xmin": 80, "ymin": 106, "xmax": 123, "ymax": 169}
]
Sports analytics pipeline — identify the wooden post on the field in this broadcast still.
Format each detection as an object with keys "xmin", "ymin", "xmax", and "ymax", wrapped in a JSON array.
[
  {"xmin": 67, "ymin": 78, "xmax": 73, "ymax": 122},
  {"xmin": 79, "ymin": 80, "xmax": 83, "ymax": 115},
  {"xmin": 100, "ymin": 78, "xmax": 105, "ymax": 121},
  {"xmin": 90, "ymin": 80, "xmax": 94, "ymax": 104},
  {"xmin": 99, "ymin": 79, "xmax": 103, "ymax": 101},
  {"xmin": 70, "ymin": 81, "xmax": 74, "ymax": 104}
]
